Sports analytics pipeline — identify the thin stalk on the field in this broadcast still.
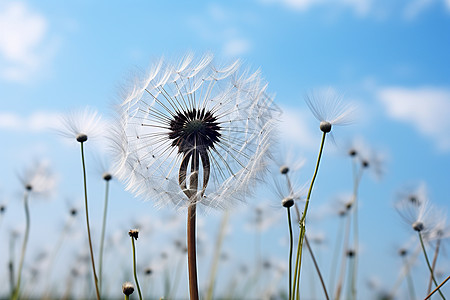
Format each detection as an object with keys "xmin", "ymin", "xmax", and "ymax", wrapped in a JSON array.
[
  {"xmin": 305, "ymin": 235, "xmax": 329, "ymax": 300},
  {"xmin": 427, "ymin": 238, "xmax": 441, "ymax": 294},
  {"xmin": 292, "ymin": 131, "xmax": 327, "ymax": 300},
  {"xmin": 206, "ymin": 210, "xmax": 230, "ymax": 300},
  {"xmin": 350, "ymin": 161, "xmax": 363, "ymax": 300},
  {"xmin": 334, "ymin": 210, "xmax": 352, "ymax": 300},
  {"xmin": 426, "ymin": 275, "xmax": 450, "ymax": 300},
  {"xmin": 287, "ymin": 207, "xmax": 293, "ymax": 300},
  {"xmin": 11, "ymin": 191, "xmax": 30, "ymax": 300},
  {"xmin": 187, "ymin": 150, "xmax": 200, "ymax": 300},
  {"xmin": 9, "ymin": 231, "xmax": 17, "ymax": 296},
  {"xmin": 418, "ymin": 231, "xmax": 445, "ymax": 300},
  {"xmin": 131, "ymin": 237, "xmax": 143, "ymax": 300},
  {"xmin": 80, "ymin": 142, "xmax": 101, "ymax": 300},
  {"xmin": 99, "ymin": 179, "xmax": 111, "ymax": 293},
  {"xmin": 403, "ymin": 255, "xmax": 417, "ymax": 300},
  {"xmin": 187, "ymin": 203, "xmax": 199, "ymax": 300},
  {"xmin": 329, "ymin": 215, "xmax": 345, "ymax": 295}
]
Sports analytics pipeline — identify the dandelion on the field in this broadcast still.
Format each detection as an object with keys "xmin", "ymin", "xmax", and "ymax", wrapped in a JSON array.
[
  {"xmin": 12, "ymin": 160, "xmax": 56, "ymax": 300},
  {"xmin": 58, "ymin": 108, "xmax": 104, "ymax": 300},
  {"xmin": 113, "ymin": 53, "xmax": 277, "ymax": 299},
  {"xmin": 293, "ymin": 89, "xmax": 354, "ymax": 299},
  {"xmin": 94, "ymin": 157, "xmax": 115, "ymax": 295},
  {"xmin": 395, "ymin": 184, "xmax": 446, "ymax": 299},
  {"xmin": 129, "ymin": 229, "xmax": 143, "ymax": 300},
  {"xmin": 122, "ymin": 281, "xmax": 135, "ymax": 300}
]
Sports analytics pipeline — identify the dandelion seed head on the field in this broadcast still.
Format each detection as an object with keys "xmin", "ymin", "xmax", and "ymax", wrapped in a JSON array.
[
  {"xmin": 18, "ymin": 160, "xmax": 57, "ymax": 197},
  {"xmin": 122, "ymin": 282, "xmax": 135, "ymax": 296},
  {"xmin": 305, "ymin": 88, "xmax": 355, "ymax": 132},
  {"xmin": 279, "ymin": 165, "xmax": 289, "ymax": 174},
  {"xmin": 57, "ymin": 107, "xmax": 105, "ymax": 144},
  {"xmin": 102, "ymin": 172, "xmax": 112, "ymax": 181},
  {"xmin": 128, "ymin": 229, "xmax": 139, "ymax": 240},
  {"xmin": 319, "ymin": 121, "xmax": 332, "ymax": 133},
  {"xmin": 395, "ymin": 182, "xmax": 442, "ymax": 234},
  {"xmin": 281, "ymin": 196, "xmax": 294, "ymax": 208},
  {"xmin": 113, "ymin": 54, "xmax": 278, "ymax": 209},
  {"xmin": 76, "ymin": 133, "xmax": 88, "ymax": 143},
  {"xmin": 398, "ymin": 248, "xmax": 407, "ymax": 257}
]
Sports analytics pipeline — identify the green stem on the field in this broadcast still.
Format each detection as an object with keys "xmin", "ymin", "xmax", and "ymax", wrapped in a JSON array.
[
  {"xmin": 293, "ymin": 131, "xmax": 327, "ymax": 300},
  {"xmin": 11, "ymin": 191, "xmax": 30, "ymax": 300},
  {"xmin": 131, "ymin": 237, "xmax": 143, "ymax": 300},
  {"xmin": 99, "ymin": 179, "xmax": 110, "ymax": 293},
  {"xmin": 80, "ymin": 142, "xmax": 101, "ymax": 300},
  {"xmin": 418, "ymin": 231, "xmax": 445, "ymax": 300},
  {"xmin": 287, "ymin": 207, "xmax": 293, "ymax": 300}
]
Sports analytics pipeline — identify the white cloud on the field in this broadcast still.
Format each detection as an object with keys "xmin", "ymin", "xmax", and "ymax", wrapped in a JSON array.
[
  {"xmin": 223, "ymin": 38, "xmax": 251, "ymax": 57},
  {"xmin": 188, "ymin": 4, "xmax": 252, "ymax": 57},
  {"xmin": 0, "ymin": 111, "xmax": 61, "ymax": 132},
  {"xmin": 0, "ymin": 1, "xmax": 55, "ymax": 82},
  {"xmin": 279, "ymin": 106, "xmax": 318, "ymax": 151},
  {"xmin": 404, "ymin": 0, "xmax": 433, "ymax": 19},
  {"xmin": 378, "ymin": 87, "xmax": 450, "ymax": 151},
  {"xmin": 260, "ymin": 0, "xmax": 372, "ymax": 16}
]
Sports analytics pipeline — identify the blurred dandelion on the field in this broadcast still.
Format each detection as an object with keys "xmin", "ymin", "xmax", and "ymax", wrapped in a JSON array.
[
  {"xmin": 395, "ymin": 183, "xmax": 446, "ymax": 299},
  {"xmin": 12, "ymin": 160, "xmax": 56, "ymax": 300},
  {"xmin": 113, "ymin": 53, "xmax": 277, "ymax": 299}
]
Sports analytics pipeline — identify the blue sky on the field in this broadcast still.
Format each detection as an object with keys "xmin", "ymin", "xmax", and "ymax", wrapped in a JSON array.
[{"xmin": 1, "ymin": 0, "xmax": 450, "ymax": 299}]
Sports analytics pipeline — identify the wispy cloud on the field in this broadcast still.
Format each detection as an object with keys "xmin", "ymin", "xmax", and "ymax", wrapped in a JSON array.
[
  {"xmin": 0, "ymin": 1, "xmax": 57, "ymax": 82},
  {"xmin": 0, "ymin": 111, "xmax": 61, "ymax": 132},
  {"xmin": 279, "ymin": 105, "xmax": 318, "ymax": 151},
  {"xmin": 378, "ymin": 86, "xmax": 450, "ymax": 151},
  {"xmin": 259, "ymin": 0, "xmax": 372, "ymax": 17},
  {"xmin": 188, "ymin": 4, "xmax": 253, "ymax": 57}
]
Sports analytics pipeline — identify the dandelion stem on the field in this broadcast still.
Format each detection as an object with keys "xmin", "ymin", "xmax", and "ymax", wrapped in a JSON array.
[
  {"xmin": 305, "ymin": 235, "xmax": 329, "ymax": 300},
  {"xmin": 418, "ymin": 231, "xmax": 445, "ymax": 300},
  {"xmin": 130, "ymin": 236, "xmax": 143, "ymax": 300},
  {"xmin": 187, "ymin": 203, "xmax": 199, "ymax": 300},
  {"xmin": 350, "ymin": 160, "xmax": 363, "ymax": 300},
  {"xmin": 402, "ymin": 255, "xmax": 417, "ymax": 300},
  {"xmin": 334, "ymin": 209, "xmax": 352, "ymax": 300},
  {"xmin": 99, "ymin": 179, "xmax": 110, "ymax": 294},
  {"xmin": 80, "ymin": 142, "xmax": 101, "ymax": 300},
  {"xmin": 206, "ymin": 210, "xmax": 230, "ymax": 300},
  {"xmin": 185, "ymin": 150, "xmax": 200, "ymax": 300},
  {"xmin": 293, "ymin": 131, "xmax": 327, "ymax": 300},
  {"xmin": 427, "ymin": 237, "xmax": 441, "ymax": 294},
  {"xmin": 329, "ymin": 215, "xmax": 345, "ymax": 295},
  {"xmin": 425, "ymin": 275, "xmax": 450, "ymax": 300},
  {"xmin": 11, "ymin": 191, "xmax": 30, "ymax": 300},
  {"xmin": 287, "ymin": 207, "xmax": 293, "ymax": 300}
]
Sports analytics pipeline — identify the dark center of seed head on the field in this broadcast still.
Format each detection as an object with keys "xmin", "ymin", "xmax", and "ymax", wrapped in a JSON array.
[
  {"xmin": 169, "ymin": 108, "xmax": 221, "ymax": 154},
  {"xmin": 76, "ymin": 133, "xmax": 88, "ymax": 143},
  {"xmin": 319, "ymin": 121, "xmax": 332, "ymax": 133}
]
